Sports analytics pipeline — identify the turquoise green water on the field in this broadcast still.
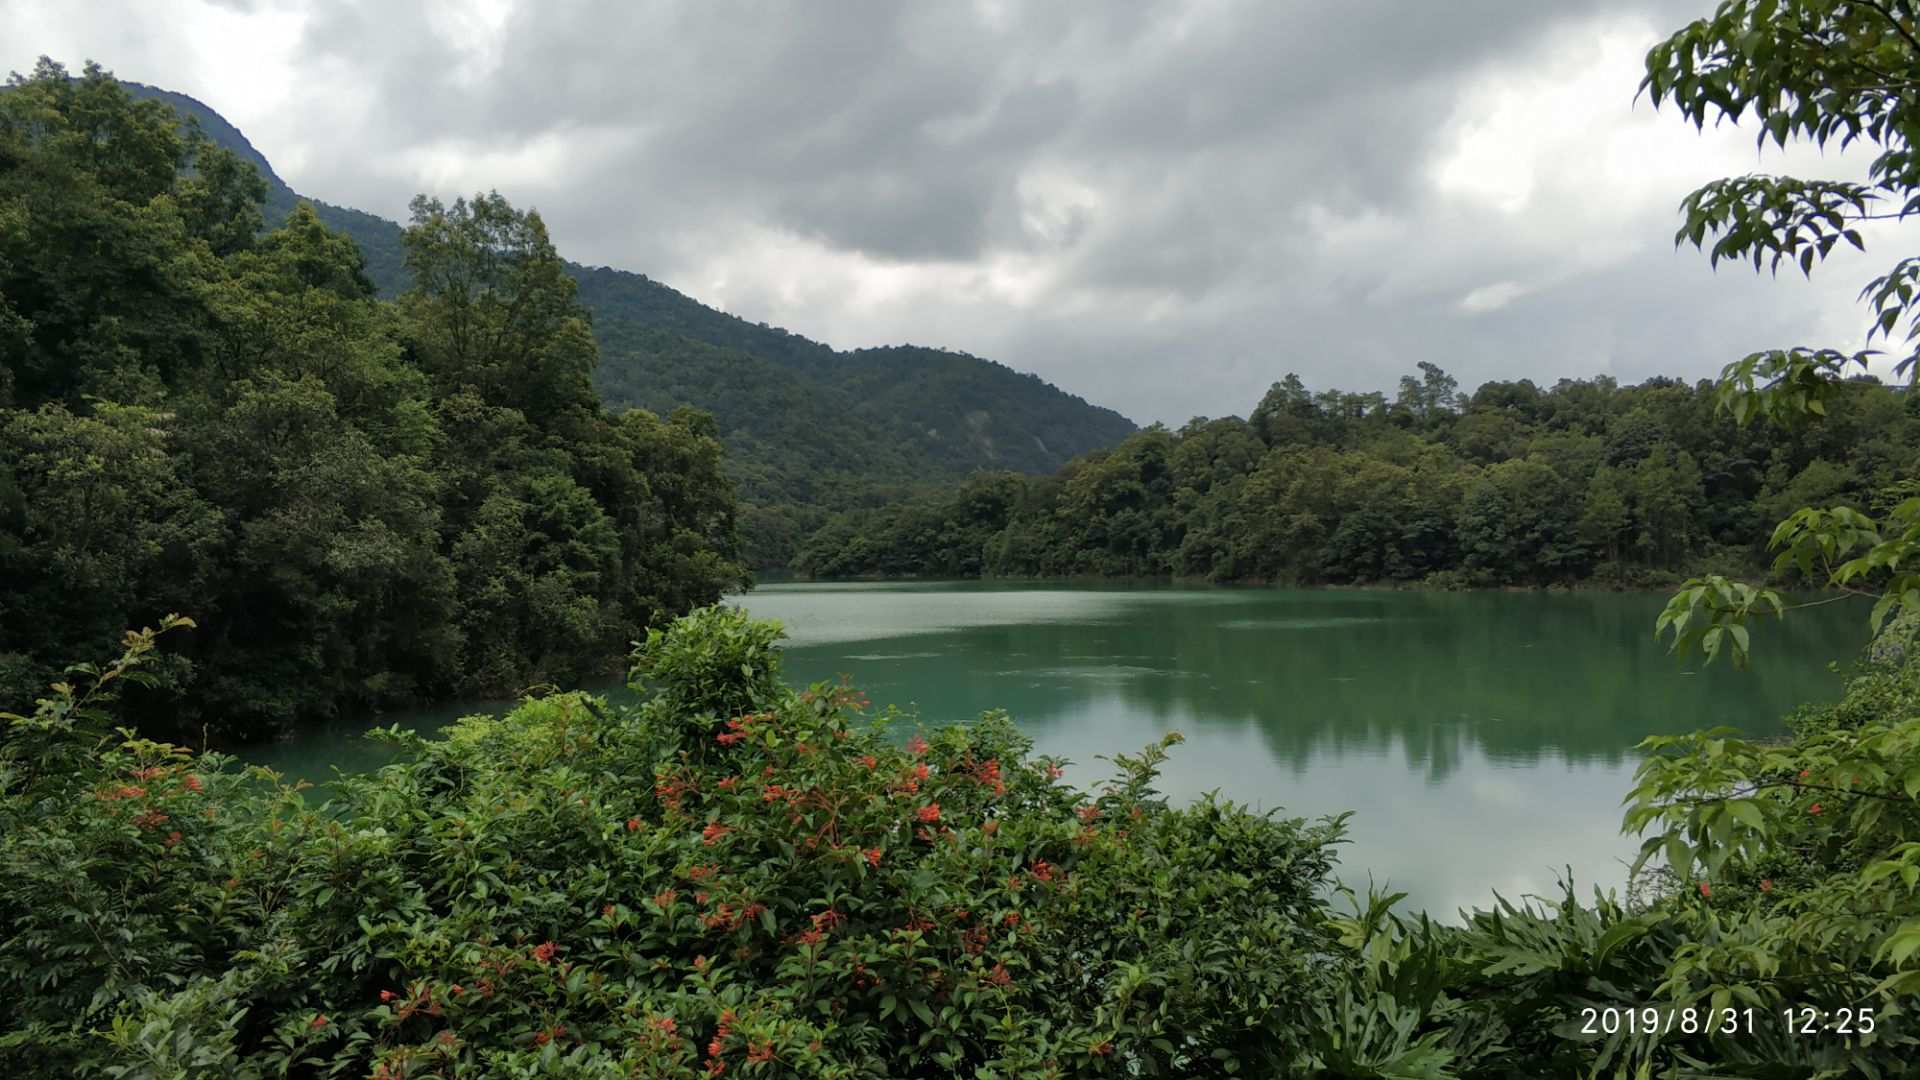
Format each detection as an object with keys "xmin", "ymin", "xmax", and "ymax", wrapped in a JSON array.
[{"xmin": 246, "ymin": 583, "xmax": 1869, "ymax": 914}]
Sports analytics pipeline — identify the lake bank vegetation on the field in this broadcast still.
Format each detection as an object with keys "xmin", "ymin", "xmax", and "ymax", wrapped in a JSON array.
[{"xmin": 791, "ymin": 366, "xmax": 1919, "ymax": 590}]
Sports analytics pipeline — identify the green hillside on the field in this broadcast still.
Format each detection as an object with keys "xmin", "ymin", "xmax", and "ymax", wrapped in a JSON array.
[{"xmin": 123, "ymin": 83, "xmax": 1137, "ymax": 566}]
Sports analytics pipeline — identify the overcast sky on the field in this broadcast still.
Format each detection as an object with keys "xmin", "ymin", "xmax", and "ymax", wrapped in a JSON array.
[{"xmin": 4, "ymin": 0, "xmax": 1910, "ymax": 425}]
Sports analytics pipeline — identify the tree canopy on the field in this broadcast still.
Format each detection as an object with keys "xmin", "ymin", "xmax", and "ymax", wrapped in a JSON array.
[{"xmin": 0, "ymin": 60, "xmax": 746, "ymax": 739}]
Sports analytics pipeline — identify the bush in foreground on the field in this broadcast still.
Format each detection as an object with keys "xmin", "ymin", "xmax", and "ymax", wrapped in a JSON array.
[{"xmin": 1, "ymin": 609, "xmax": 1347, "ymax": 1077}]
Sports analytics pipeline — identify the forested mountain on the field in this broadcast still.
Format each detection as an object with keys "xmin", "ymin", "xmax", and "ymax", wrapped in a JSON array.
[
  {"xmin": 125, "ymin": 82, "xmax": 1137, "ymax": 568},
  {"xmin": 796, "ymin": 363, "xmax": 1920, "ymax": 586},
  {"xmin": 1, "ymin": 63, "xmax": 745, "ymax": 738}
]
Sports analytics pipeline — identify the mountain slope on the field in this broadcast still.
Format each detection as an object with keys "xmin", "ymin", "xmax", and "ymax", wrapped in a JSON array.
[{"xmin": 125, "ymin": 82, "xmax": 1138, "ymax": 565}]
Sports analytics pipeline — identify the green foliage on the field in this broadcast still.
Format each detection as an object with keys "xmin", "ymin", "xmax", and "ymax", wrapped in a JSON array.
[
  {"xmin": 2, "ymin": 610, "xmax": 1353, "ymax": 1078},
  {"xmin": 0, "ymin": 62, "xmax": 745, "ymax": 737},
  {"xmin": 796, "ymin": 369, "xmax": 1919, "ymax": 590},
  {"xmin": 107, "ymin": 81, "xmax": 1141, "ymax": 572}
]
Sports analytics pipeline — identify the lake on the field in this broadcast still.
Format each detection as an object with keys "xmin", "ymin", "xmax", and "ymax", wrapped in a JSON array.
[{"xmin": 245, "ymin": 582, "xmax": 1869, "ymax": 915}]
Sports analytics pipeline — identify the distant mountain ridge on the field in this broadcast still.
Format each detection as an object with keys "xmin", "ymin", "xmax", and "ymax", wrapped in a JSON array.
[{"xmin": 123, "ymin": 82, "xmax": 1138, "ymax": 565}]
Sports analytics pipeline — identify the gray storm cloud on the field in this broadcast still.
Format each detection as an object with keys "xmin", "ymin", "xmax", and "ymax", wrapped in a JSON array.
[{"xmin": 3, "ymin": 0, "xmax": 1893, "ymax": 425}]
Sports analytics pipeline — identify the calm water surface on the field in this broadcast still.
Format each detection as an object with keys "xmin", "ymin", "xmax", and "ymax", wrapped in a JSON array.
[{"xmin": 248, "ymin": 583, "xmax": 1868, "ymax": 915}]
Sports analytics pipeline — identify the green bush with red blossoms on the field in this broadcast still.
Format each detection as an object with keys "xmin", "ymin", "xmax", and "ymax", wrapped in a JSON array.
[{"xmin": 0, "ymin": 609, "xmax": 1351, "ymax": 1077}]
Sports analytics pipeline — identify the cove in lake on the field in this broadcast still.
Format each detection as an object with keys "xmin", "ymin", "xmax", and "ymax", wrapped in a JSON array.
[{"xmin": 246, "ymin": 582, "xmax": 1868, "ymax": 915}]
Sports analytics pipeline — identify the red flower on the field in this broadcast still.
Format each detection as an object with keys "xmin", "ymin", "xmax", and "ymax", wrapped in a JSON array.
[
  {"xmin": 988, "ymin": 962, "xmax": 1013, "ymax": 986},
  {"xmin": 183, "ymin": 774, "xmax": 204, "ymax": 794},
  {"xmin": 693, "ymin": 955, "xmax": 708, "ymax": 971},
  {"xmin": 1760, "ymin": 879, "xmax": 1774, "ymax": 892},
  {"xmin": 906, "ymin": 735, "xmax": 928, "ymax": 755},
  {"xmin": 1698, "ymin": 882, "xmax": 1711, "ymax": 898},
  {"xmin": 603, "ymin": 904, "xmax": 616, "ymax": 918},
  {"xmin": 748, "ymin": 1041, "xmax": 774, "ymax": 1064},
  {"xmin": 718, "ymin": 776, "xmax": 739, "ymax": 790},
  {"xmin": 708, "ymin": 1037, "xmax": 725, "ymax": 1057},
  {"xmin": 654, "ymin": 888, "xmax": 678, "ymax": 909},
  {"xmin": 864, "ymin": 847, "xmax": 882, "ymax": 867},
  {"xmin": 702, "ymin": 821, "xmax": 732, "ymax": 845},
  {"xmin": 310, "ymin": 1013, "xmax": 327, "ymax": 1029},
  {"xmin": 450, "ymin": 983, "xmax": 463, "ymax": 995},
  {"xmin": 716, "ymin": 731, "xmax": 746, "ymax": 746},
  {"xmin": 1046, "ymin": 763, "xmax": 1063, "ymax": 780},
  {"xmin": 914, "ymin": 763, "xmax": 930, "ymax": 781},
  {"xmin": 1798, "ymin": 769, "xmax": 1810, "ymax": 780},
  {"xmin": 651, "ymin": 1016, "xmax": 678, "ymax": 1035},
  {"xmin": 627, "ymin": 817, "xmax": 641, "ymax": 831},
  {"xmin": 982, "ymin": 819, "xmax": 999, "ymax": 834},
  {"xmin": 1810, "ymin": 803, "xmax": 1823, "ymax": 815},
  {"xmin": 379, "ymin": 990, "xmax": 396, "ymax": 1002},
  {"xmin": 1031, "ymin": 859, "xmax": 1056, "ymax": 882},
  {"xmin": 1002, "ymin": 912, "xmax": 1020, "ymax": 928},
  {"xmin": 860, "ymin": 754, "xmax": 879, "ymax": 770},
  {"xmin": 531, "ymin": 941, "xmax": 558, "ymax": 964},
  {"xmin": 917, "ymin": 803, "xmax": 942, "ymax": 824}
]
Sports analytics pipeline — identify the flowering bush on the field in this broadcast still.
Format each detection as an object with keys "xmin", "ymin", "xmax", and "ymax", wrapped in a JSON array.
[{"xmin": 1, "ymin": 611, "xmax": 1347, "ymax": 1077}]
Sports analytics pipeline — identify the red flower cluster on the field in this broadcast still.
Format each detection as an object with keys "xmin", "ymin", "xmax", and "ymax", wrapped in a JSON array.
[
  {"xmin": 626, "ymin": 817, "xmax": 641, "ymax": 831},
  {"xmin": 906, "ymin": 735, "xmax": 929, "ymax": 755},
  {"xmin": 530, "ymin": 941, "xmax": 559, "ymax": 964},
  {"xmin": 973, "ymin": 757, "xmax": 1007, "ymax": 796},
  {"xmin": 654, "ymin": 888, "xmax": 678, "ymax": 909},
  {"xmin": 1030, "ymin": 859, "xmax": 1056, "ymax": 883},
  {"xmin": 655, "ymin": 773, "xmax": 696, "ymax": 811},
  {"xmin": 183, "ymin": 774, "xmax": 204, "ymax": 794},
  {"xmin": 863, "ymin": 847, "xmax": 882, "ymax": 867},
  {"xmin": 747, "ymin": 1041, "xmax": 774, "ymax": 1064},
  {"xmin": 701, "ymin": 821, "xmax": 732, "ymax": 845},
  {"xmin": 717, "ymin": 776, "xmax": 739, "ymax": 790},
  {"xmin": 987, "ymin": 962, "xmax": 1013, "ymax": 987},
  {"xmin": 916, "ymin": 803, "xmax": 942, "ymax": 824}
]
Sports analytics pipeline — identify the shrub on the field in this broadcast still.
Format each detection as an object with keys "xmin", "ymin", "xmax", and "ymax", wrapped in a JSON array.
[{"xmin": 2, "ymin": 610, "xmax": 1348, "ymax": 1077}]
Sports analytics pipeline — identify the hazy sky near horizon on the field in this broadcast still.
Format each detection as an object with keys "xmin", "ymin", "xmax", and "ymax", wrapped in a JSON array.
[{"xmin": 4, "ymin": 0, "xmax": 1911, "ymax": 425}]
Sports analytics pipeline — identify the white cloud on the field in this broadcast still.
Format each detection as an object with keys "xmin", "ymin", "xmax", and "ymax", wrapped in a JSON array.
[{"xmin": 1460, "ymin": 280, "xmax": 1530, "ymax": 314}]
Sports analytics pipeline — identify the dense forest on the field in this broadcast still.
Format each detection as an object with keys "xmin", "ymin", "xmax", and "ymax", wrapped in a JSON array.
[
  {"xmin": 125, "ymin": 82, "xmax": 1138, "ymax": 570},
  {"xmin": 0, "ymin": 62, "xmax": 746, "ymax": 739},
  {"xmin": 794, "ymin": 361, "xmax": 1919, "ymax": 585}
]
